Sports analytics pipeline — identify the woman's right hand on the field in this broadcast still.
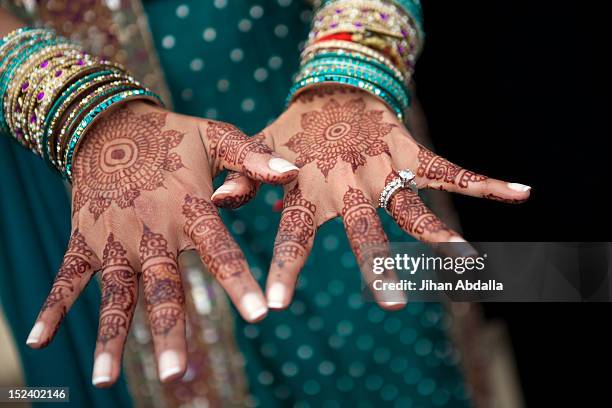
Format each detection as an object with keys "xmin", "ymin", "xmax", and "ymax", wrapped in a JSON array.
[{"xmin": 25, "ymin": 100, "xmax": 299, "ymax": 387}]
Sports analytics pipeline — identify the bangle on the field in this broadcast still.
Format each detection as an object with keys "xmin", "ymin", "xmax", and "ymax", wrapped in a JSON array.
[
  {"xmin": 1, "ymin": 27, "xmax": 163, "ymax": 177},
  {"xmin": 63, "ymin": 89, "xmax": 162, "ymax": 179}
]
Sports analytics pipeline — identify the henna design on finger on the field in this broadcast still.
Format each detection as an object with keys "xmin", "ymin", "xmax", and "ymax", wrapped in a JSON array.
[
  {"xmin": 72, "ymin": 107, "xmax": 185, "ymax": 220},
  {"xmin": 341, "ymin": 187, "xmax": 388, "ymax": 262},
  {"xmin": 385, "ymin": 172, "xmax": 452, "ymax": 239},
  {"xmin": 207, "ymin": 123, "xmax": 272, "ymax": 169},
  {"xmin": 140, "ymin": 227, "xmax": 184, "ymax": 336},
  {"xmin": 484, "ymin": 193, "xmax": 528, "ymax": 204},
  {"xmin": 98, "ymin": 234, "xmax": 137, "ymax": 344},
  {"xmin": 213, "ymin": 171, "xmax": 260, "ymax": 209},
  {"xmin": 273, "ymin": 185, "xmax": 317, "ymax": 268},
  {"xmin": 182, "ymin": 194, "xmax": 247, "ymax": 280},
  {"xmin": 42, "ymin": 229, "xmax": 93, "ymax": 313},
  {"xmin": 416, "ymin": 146, "xmax": 487, "ymax": 189},
  {"xmin": 285, "ymin": 98, "xmax": 394, "ymax": 178}
]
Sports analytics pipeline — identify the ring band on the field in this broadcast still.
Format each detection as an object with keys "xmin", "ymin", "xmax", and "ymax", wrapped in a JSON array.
[{"xmin": 379, "ymin": 169, "xmax": 418, "ymax": 209}]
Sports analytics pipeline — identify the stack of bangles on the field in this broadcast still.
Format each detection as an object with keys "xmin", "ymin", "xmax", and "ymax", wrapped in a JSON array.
[
  {"xmin": 0, "ymin": 27, "xmax": 163, "ymax": 181},
  {"xmin": 287, "ymin": 0, "xmax": 424, "ymax": 121}
]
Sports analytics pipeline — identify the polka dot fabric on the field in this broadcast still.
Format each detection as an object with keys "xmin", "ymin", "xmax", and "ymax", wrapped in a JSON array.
[{"xmin": 143, "ymin": 1, "xmax": 471, "ymax": 406}]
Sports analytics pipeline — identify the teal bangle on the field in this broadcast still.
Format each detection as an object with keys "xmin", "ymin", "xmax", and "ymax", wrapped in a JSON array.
[
  {"xmin": 63, "ymin": 89, "xmax": 163, "ymax": 179},
  {"xmin": 41, "ymin": 69, "xmax": 123, "ymax": 166},
  {"xmin": 287, "ymin": 74, "xmax": 405, "ymax": 119},
  {"xmin": 298, "ymin": 60, "xmax": 410, "ymax": 109},
  {"xmin": 0, "ymin": 27, "xmax": 37, "ymax": 48},
  {"xmin": 305, "ymin": 51, "xmax": 405, "ymax": 83}
]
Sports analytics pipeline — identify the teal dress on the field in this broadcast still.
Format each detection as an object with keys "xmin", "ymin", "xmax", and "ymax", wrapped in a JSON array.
[
  {"xmin": 143, "ymin": 1, "xmax": 470, "ymax": 407},
  {"xmin": 0, "ymin": 1, "xmax": 471, "ymax": 407}
]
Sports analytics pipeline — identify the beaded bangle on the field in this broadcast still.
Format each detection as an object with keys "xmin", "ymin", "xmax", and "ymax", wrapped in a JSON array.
[
  {"xmin": 55, "ymin": 81, "xmax": 138, "ymax": 168},
  {"xmin": 27, "ymin": 57, "xmax": 103, "ymax": 155},
  {"xmin": 1, "ymin": 27, "xmax": 163, "ymax": 178},
  {"xmin": 304, "ymin": 50, "xmax": 405, "ymax": 83},
  {"xmin": 8, "ymin": 46, "xmax": 85, "ymax": 144},
  {"xmin": 41, "ymin": 69, "xmax": 126, "ymax": 163},
  {"xmin": 0, "ymin": 37, "xmax": 66, "ymax": 135},
  {"xmin": 302, "ymin": 40, "xmax": 403, "ymax": 78},
  {"xmin": 296, "ymin": 62, "xmax": 409, "ymax": 110},
  {"xmin": 63, "ymin": 89, "xmax": 162, "ymax": 179}
]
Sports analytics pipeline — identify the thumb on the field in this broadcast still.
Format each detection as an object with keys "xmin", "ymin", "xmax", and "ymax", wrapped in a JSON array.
[
  {"xmin": 206, "ymin": 123, "xmax": 299, "ymax": 185},
  {"xmin": 211, "ymin": 171, "xmax": 260, "ymax": 209}
]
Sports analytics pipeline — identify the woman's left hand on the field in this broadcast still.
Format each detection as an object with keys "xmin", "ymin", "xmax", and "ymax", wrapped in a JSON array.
[{"xmin": 211, "ymin": 84, "xmax": 531, "ymax": 309}]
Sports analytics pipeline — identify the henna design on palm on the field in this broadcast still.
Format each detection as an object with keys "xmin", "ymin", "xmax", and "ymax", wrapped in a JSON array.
[
  {"xmin": 273, "ymin": 185, "xmax": 317, "ymax": 268},
  {"xmin": 417, "ymin": 145, "xmax": 487, "ymax": 189},
  {"xmin": 285, "ymin": 98, "xmax": 394, "ymax": 178},
  {"xmin": 98, "ymin": 233, "xmax": 137, "ymax": 344},
  {"xmin": 140, "ymin": 226, "xmax": 184, "ymax": 336},
  {"xmin": 42, "ymin": 229, "xmax": 93, "ymax": 313},
  {"xmin": 182, "ymin": 194, "xmax": 246, "ymax": 280},
  {"xmin": 72, "ymin": 107, "xmax": 185, "ymax": 220}
]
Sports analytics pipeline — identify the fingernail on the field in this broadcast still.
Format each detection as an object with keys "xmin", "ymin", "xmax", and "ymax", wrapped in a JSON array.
[
  {"xmin": 211, "ymin": 183, "xmax": 236, "ymax": 199},
  {"xmin": 159, "ymin": 350, "xmax": 182, "ymax": 381},
  {"xmin": 92, "ymin": 352, "xmax": 112, "ymax": 386},
  {"xmin": 507, "ymin": 183, "xmax": 531, "ymax": 192},
  {"xmin": 449, "ymin": 236, "xmax": 466, "ymax": 243},
  {"xmin": 26, "ymin": 322, "xmax": 45, "ymax": 345},
  {"xmin": 241, "ymin": 293, "xmax": 268, "ymax": 321},
  {"xmin": 267, "ymin": 283, "xmax": 287, "ymax": 309},
  {"xmin": 268, "ymin": 157, "xmax": 299, "ymax": 173}
]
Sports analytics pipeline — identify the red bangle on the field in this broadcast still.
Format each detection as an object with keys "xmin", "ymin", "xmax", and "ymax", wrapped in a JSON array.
[{"xmin": 314, "ymin": 32, "xmax": 354, "ymax": 44}]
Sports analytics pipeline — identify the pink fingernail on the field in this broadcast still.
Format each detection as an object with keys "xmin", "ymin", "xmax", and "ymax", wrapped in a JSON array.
[
  {"xmin": 211, "ymin": 183, "xmax": 236, "ymax": 199},
  {"xmin": 267, "ymin": 283, "xmax": 287, "ymax": 309},
  {"xmin": 241, "ymin": 293, "xmax": 268, "ymax": 321},
  {"xmin": 92, "ymin": 352, "xmax": 112, "ymax": 386},
  {"xmin": 159, "ymin": 350, "xmax": 182, "ymax": 381},
  {"xmin": 26, "ymin": 322, "xmax": 45, "ymax": 345},
  {"xmin": 507, "ymin": 183, "xmax": 531, "ymax": 192},
  {"xmin": 268, "ymin": 158, "xmax": 299, "ymax": 173}
]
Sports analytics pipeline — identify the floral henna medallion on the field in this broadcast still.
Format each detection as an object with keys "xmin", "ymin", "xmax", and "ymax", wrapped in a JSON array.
[
  {"xmin": 385, "ymin": 172, "xmax": 451, "ymax": 237},
  {"xmin": 285, "ymin": 98, "xmax": 394, "ymax": 178},
  {"xmin": 417, "ymin": 146, "xmax": 487, "ymax": 189},
  {"xmin": 98, "ymin": 233, "xmax": 137, "ymax": 344},
  {"xmin": 72, "ymin": 107, "xmax": 185, "ymax": 220},
  {"xmin": 341, "ymin": 187, "xmax": 388, "ymax": 262},
  {"xmin": 139, "ymin": 226, "xmax": 184, "ymax": 336},
  {"xmin": 273, "ymin": 185, "xmax": 316, "ymax": 268},
  {"xmin": 42, "ymin": 229, "xmax": 93, "ymax": 313},
  {"xmin": 182, "ymin": 194, "xmax": 247, "ymax": 280}
]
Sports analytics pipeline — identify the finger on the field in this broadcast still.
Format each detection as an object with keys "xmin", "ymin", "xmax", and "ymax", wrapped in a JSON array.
[
  {"xmin": 92, "ymin": 234, "xmax": 139, "ymax": 387},
  {"xmin": 182, "ymin": 194, "xmax": 268, "ymax": 322},
  {"xmin": 139, "ymin": 226, "xmax": 187, "ymax": 383},
  {"xmin": 415, "ymin": 145, "xmax": 531, "ymax": 203},
  {"xmin": 211, "ymin": 171, "xmax": 260, "ymax": 209},
  {"xmin": 206, "ymin": 124, "xmax": 299, "ymax": 184},
  {"xmin": 27, "ymin": 229, "xmax": 97, "ymax": 349},
  {"xmin": 266, "ymin": 184, "xmax": 317, "ymax": 310},
  {"xmin": 340, "ymin": 186, "xmax": 407, "ymax": 310}
]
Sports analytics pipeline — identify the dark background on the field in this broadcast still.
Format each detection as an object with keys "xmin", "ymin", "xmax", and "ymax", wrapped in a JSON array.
[{"xmin": 416, "ymin": 1, "xmax": 610, "ymax": 406}]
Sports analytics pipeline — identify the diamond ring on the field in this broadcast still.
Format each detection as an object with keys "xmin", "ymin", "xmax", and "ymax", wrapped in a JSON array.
[{"xmin": 379, "ymin": 169, "xmax": 418, "ymax": 210}]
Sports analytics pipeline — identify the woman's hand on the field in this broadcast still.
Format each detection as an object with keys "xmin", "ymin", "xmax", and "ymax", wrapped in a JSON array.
[
  {"xmin": 25, "ymin": 101, "xmax": 299, "ymax": 386},
  {"xmin": 212, "ymin": 85, "xmax": 531, "ymax": 309}
]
